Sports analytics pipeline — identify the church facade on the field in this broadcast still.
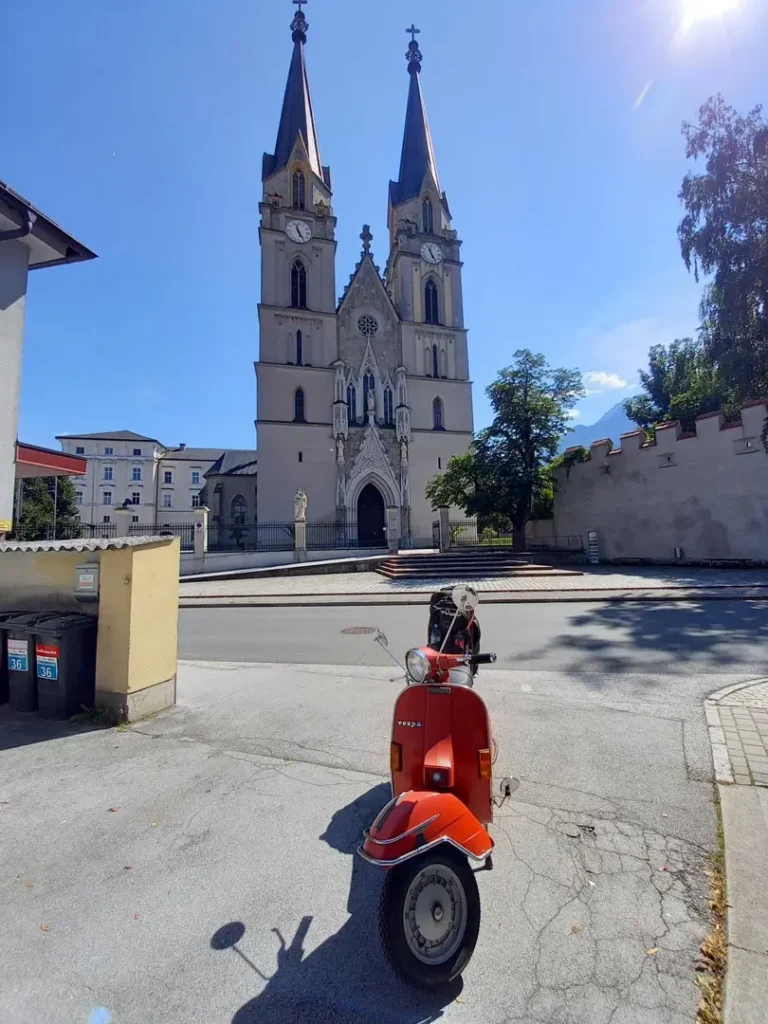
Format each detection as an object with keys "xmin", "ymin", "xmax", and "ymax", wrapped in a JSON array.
[{"xmin": 255, "ymin": 7, "xmax": 474, "ymax": 546}]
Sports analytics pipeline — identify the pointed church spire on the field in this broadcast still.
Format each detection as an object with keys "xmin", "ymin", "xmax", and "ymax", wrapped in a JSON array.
[
  {"xmin": 263, "ymin": 1, "xmax": 329, "ymax": 186},
  {"xmin": 390, "ymin": 27, "xmax": 442, "ymax": 207}
]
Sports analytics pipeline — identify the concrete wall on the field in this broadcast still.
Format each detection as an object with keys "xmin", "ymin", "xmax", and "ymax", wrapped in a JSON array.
[
  {"xmin": 552, "ymin": 400, "xmax": 768, "ymax": 564},
  {"xmin": 0, "ymin": 240, "xmax": 29, "ymax": 531},
  {"xmin": 179, "ymin": 547, "xmax": 386, "ymax": 577}
]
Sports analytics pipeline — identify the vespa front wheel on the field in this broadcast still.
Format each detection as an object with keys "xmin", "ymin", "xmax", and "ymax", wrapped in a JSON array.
[{"xmin": 379, "ymin": 849, "xmax": 481, "ymax": 988}]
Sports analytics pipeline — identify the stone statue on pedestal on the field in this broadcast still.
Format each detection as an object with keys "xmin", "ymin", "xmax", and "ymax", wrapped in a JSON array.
[{"xmin": 294, "ymin": 488, "xmax": 308, "ymax": 522}]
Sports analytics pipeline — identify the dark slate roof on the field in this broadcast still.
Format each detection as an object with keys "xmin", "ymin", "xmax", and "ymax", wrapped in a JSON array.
[
  {"xmin": 0, "ymin": 179, "xmax": 97, "ymax": 270},
  {"xmin": 162, "ymin": 448, "xmax": 226, "ymax": 462},
  {"xmin": 55, "ymin": 430, "xmax": 162, "ymax": 443},
  {"xmin": 389, "ymin": 60, "xmax": 442, "ymax": 208},
  {"xmin": 205, "ymin": 450, "xmax": 258, "ymax": 478},
  {"xmin": 262, "ymin": 20, "xmax": 330, "ymax": 188}
]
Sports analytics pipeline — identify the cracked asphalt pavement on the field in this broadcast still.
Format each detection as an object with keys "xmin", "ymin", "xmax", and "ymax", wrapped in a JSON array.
[{"xmin": 5, "ymin": 599, "xmax": 765, "ymax": 1023}]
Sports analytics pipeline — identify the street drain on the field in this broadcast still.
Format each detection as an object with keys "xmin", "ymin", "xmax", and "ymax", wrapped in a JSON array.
[{"xmin": 341, "ymin": 626, "xmax": 377, "ymax": 635}]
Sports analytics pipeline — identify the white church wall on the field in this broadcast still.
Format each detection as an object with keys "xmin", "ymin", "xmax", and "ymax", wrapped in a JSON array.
[
  {"xmin": 256, "ymin": 364, "xmax": 334, "ymax": 424},
  {"xmin": 256, "ymin": 422, "xmax": 336, "ymax": 522},
  {"xmin": 407, "ymin": 378, "xmax": 474, "ymax": 433},
  {"xmin": 407, "ymin": 429, "xmax": 473, "ymax": 544}
]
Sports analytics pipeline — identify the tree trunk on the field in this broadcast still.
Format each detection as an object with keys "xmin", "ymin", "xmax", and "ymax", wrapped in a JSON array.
[{"xmin": 512, "ymin": 524, "xmax": 527, "ymax": 551}]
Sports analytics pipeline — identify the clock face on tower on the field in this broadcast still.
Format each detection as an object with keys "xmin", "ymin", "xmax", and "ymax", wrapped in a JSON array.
[
  {"xmin": 421, "ymin": 242, "xmax": 443, "ymax": 265},
  {"xmin": 286, "ymin": 220, "xmax": 311, "ymax": 244}
]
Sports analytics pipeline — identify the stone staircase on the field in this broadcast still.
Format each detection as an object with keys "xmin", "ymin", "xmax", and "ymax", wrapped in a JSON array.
[{"xmin": 376, "ymin": 549, "xmax": 584, "ymax": 581}]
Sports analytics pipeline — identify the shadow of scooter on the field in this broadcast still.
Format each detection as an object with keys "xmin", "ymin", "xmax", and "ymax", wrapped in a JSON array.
[{"xmin": 212, "ymin": 783, "xmax": 461, "ymax": 1024}]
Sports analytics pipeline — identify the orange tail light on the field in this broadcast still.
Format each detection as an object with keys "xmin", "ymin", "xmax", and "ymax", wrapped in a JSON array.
[
  {"xmin": 478, "ymin": 748, "xmax": 492, "ymax": 780},
  {"xmin": 390, "ymin": 742, "xmax": 403, "ymax": 773}
]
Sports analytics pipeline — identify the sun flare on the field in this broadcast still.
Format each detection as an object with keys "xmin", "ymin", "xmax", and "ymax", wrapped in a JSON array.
[{"xmin": 681, "ymin": 0, "xmax": 739, "ymax": 31}]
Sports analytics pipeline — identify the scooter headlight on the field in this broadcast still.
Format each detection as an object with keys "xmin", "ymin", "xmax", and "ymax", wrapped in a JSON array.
[{"xmin": 405, "ymin": 648, "xmax": 430, "ymax": 683}]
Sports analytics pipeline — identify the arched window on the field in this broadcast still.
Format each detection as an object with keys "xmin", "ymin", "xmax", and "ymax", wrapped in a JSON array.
[
  {"xmin": 231, "ymin": 495, "xmax": 248, "ymax": 525},
  {"xmin": 292, "ymin": 170, "xmax": 306, "ymax": 209},
  {"xmin": 422, "ymin": 198, "xmax": 434, "ymax": 234},
  {"xmin": 433, "ymin": 396, "xmax": 444, "ymax": 431},
  {"xmin": 347, "ymin": 385, "xmax": 357, "ymax": 424},
  {"xmin": 440, "ymin": 348, "xmax": 448, "ymax": 378},
  {"xmin": 432, "ymin": 344, "xmax": 439, "ymax": 380},
  {"xmin": 363, "ymin": 373, "xmax": 375, "ymax": 416},
  {"xmin": 296, "ymin": 330, "xmax": 303, "ymax": 366},
  {"xmin": 383, "ymin": 387, "xmax": 394, "ymax": 426},
  {"xmin": 293, "ymin": 387, "xmax": 305, "ymax": 422},
  {"xmin": 291, "ymin": 258, "xmax": 307, "ymax": 308},
  {"xmin": 424, "ymin": 279, "xmax": 439, "ymax": 324}
]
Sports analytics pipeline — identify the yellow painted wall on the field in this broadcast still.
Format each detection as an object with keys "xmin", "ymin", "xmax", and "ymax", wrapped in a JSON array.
[
  {"xmin": 0, "ymin": 549, "xmax": 102, "ymax": 612},
  {"xmin": 126, "ymin": 541, "xmax": 179, "ymax": 693}
]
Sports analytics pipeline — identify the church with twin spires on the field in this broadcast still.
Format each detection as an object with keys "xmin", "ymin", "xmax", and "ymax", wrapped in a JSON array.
[{"xmin": 255, "ymin": 4, "xmax": 475, "ymax": 547}]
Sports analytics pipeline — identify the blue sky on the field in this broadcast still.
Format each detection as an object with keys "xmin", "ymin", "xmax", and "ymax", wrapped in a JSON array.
[{"xmin": 4, "ymin": 0, "xmax": 767, "ymax": 448}]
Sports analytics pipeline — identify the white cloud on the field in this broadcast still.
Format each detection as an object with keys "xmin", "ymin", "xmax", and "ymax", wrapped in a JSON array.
[
  {"xmin": 584, "ymin": 371, "xmax": 628, "ymax": 390},
  {"xmin": 566, "ymin": 409, "xmax": 582, "ymax": 420}
]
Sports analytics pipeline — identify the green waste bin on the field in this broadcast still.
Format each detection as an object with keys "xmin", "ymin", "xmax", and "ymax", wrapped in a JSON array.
[
  {"xmin": 34, "ymin": 614, "xmax": 98, "ymax": 720},
  {"xmin": 2, "ymin": 613, "xmax": 59, "ymax": 713}
]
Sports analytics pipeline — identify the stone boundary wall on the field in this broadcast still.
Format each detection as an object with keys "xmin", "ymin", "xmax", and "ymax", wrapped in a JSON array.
[{"xmin": 552, "ymin": 400, "xmax": 768, "ymax": 564}]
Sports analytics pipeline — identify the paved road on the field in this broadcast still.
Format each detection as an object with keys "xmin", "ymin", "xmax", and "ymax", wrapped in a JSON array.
[{"xmin": 179, "ymin": 599, "xmax": 768, "ymax": 675}]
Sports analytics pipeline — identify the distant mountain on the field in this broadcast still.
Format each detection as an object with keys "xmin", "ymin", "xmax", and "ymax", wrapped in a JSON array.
[{"xmin": 558, "ymin": 400, "xmax": 638, "ymax": 454}]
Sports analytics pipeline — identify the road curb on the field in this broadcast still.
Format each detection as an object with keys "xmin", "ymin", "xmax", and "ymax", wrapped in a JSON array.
[
  {"xmin": 178, "ymin": 587, "xmax": 768, "ymax": 609},
  {"xmin": 705, "ymin": 679, "xmax": 768, "ymax": 785}
]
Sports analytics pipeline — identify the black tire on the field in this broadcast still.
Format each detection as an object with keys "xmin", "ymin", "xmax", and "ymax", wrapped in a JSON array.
[{"xmin": 378, "ymin": 848, "xmax": 481, "ymax": 988}]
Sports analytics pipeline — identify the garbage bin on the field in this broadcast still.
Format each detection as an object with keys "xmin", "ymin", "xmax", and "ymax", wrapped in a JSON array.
[
  {"xmin": 1, "ymin": 613, "xmax": 59, "ymax": 713},
  {"xmin": 0, "ymin": 610, "xmax": 25, "ymax": 706},
  {"xmin": 34, "ymin": 614, "xmax": 98, "ymax": 720}
]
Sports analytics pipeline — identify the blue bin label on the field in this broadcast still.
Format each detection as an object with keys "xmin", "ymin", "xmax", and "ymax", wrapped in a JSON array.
[
  {"xmin": 8, "ymin": 639, "xmax": 28, "ymax": 673},
  {"xmin": 36, "ymin": 644, "xmax": 59, "ymax": 681}
]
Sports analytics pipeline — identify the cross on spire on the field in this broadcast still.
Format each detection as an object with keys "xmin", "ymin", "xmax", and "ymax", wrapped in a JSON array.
[
  {"xmin": 406, "ymin": 23, "xmax": 420, "ymax": 42},
  {"xmin": 293, "ymin": 0, "xmax": 308, "ymax": 10},
  {"xmin": 360, "ymin": 224, "xmax": 373, "ymax": 254}
]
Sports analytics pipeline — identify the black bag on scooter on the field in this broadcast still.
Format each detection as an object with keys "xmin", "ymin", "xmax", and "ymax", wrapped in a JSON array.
[{"xmin": 427, "ymin": 588, "xmax": 481, "ymax": 669}]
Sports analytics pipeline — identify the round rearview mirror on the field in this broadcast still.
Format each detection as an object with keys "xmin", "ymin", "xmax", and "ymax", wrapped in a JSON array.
[{"xmin": 451, "ymin": 583, "xmax": 479, "ymax": 613}]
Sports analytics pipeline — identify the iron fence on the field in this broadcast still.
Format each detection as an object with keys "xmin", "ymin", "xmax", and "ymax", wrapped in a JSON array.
[
  {"xmin": 129, "ymin": 521, "xmax": 195, "ymax": 551},
  {"xmin": 432, "ymin": 520, "xmax": 441, "ymax": 550},
  {"xmin": 305, "ymin": 521, "xmax": 387, "ymax": 550},
  {"xmin": 207, "ymin": 521, "xmax": 295, "ymax": 552},
  {"xmin": 448, "ymin": 521, "xmax": 514, "ymax": 547}
]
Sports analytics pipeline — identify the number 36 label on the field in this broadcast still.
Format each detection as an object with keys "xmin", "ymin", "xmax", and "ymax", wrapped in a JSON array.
[
  {"xmin": 36, "ymin": 644, "xmax": 60, "ymax": 681},
  {"xmin": 7, "ymin": 639, "xmax": 28, "ymax": 673}
]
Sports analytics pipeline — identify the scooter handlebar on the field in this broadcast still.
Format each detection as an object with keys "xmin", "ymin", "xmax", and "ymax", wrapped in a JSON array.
[{"xmin": 469, "ymin": 653, "xmax": 497, "ymax": 666}]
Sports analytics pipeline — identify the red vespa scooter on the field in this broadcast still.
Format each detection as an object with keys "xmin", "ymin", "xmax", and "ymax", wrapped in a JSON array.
[{"xmin": 359, "ymin": 584, "xmax": 514, "ymax": 988}]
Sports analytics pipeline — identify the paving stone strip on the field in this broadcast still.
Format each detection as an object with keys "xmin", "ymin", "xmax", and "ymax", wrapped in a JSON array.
[{"xmin": 705, "ymin": 680, "xmax": 768, "ymax": 786}]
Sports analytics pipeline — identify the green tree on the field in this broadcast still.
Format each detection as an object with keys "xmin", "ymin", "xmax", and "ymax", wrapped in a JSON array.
[
  {"xmin": 15, "ymin": 476, "xmax": 80, "ymax": 541},
  {"xmin": 425, "ymin": 350, "xmax": 584, "ymax": 549},
  {"xmin": 678, "ymin": 96, "xmax": 768, "ymax": 402},
  {"xmin": 623, "ymin": 338, "xmax": 725, "ymax": 432}
]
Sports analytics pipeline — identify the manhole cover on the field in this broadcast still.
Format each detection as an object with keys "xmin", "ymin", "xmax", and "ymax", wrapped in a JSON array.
[{"xmin": 341, "ymin": 626, "xmax": 377, "ymax": 635}]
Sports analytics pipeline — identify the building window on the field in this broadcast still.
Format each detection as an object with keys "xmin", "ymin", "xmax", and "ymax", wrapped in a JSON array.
[
  {"xmin": 103, "ymin": 466, "xmax": 113, "ymax": 481},
  {"xmin": 104, "ymin": 447, "xmax": 114, "ymax": 456},
  {"xmin": 75, "ymin": 446, "xmax": 85, "ymax": 455},
  {"xmin": 296, "ymin": 329, "xmax": 303, "ymax": 366},
  {"xmin": 293, "ymin": 387, "xmax": 306, "ymax": 422},
  {"xmin": 438, "ymin": 457, "xmax": 442, "ymax": 470},
  {"xmin": 191, "ymin": 470, "xmax": 200, "ymax": 485},
  {"xmin": 363, "ymin": 373, "xmax": 375, "ymax": 416},
  {"xmin": 292, "ymin": 170, "xmax": 306, "ymax": 209},
  {"xmin": 191, "ymin": 494, "xmax": 201, "ymax": 508},
  {"xmin": 383, "ymin": 387, "xmax": 394, "ymax": 426},
  {"xmin": 424, "ymin": 279, "xmax": 439, "ymax": 324},
  {"xmin": 291, "ymin": 259, "xmax": 307, "ymax": 308},
  {"xmin": 422, "ymin": 198, "xmax": 434, "ymax": 234},
  {"xmin": 347, "ymin": 385, "xmax": 357, "ymax": 424},
  {"xmin": 130, "ymin": 492, "xmax": 140, "ymax": 505},
  {"xmin": 432, "ymin": 344, "xmax": 439, "ymax": 380},
  {"xmin": 163, "ymin": 493, "xmax": 172, "ymax": 508},
  {"xmin": 433, "ymin": 396, "xmax": 444, "ymax": 431},
  {"xmin": 164, "ymin": 470, "xmax": 173, "ymax": 484},
  {"xmin": 231, "ymin": 495, "xmax": 248, "ymax": 525},
  {"xmin": 103, "ymin": 515, "xmax": 111, "ymax": 523},
  {"xmin": 132, "ymin": 467, "xmax": 142, "ymax": 481},
  {"xmin": 133, "ymin": 448, "xmax": 142, "ymax": 456},
  {"xmin": 132, "ymin": 515, "xmax": 139, "ymax": 523},
  {"xmin": 103, "ymin": 491, "xmax": 113, "ymax": 506},
  {"xmin": 75, "ymin": 491, "xmax": 83, "ymax": 505}
]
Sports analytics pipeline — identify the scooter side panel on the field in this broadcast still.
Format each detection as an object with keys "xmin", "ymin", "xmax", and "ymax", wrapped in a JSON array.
[{"xmin": 360, "ymin": 789, "xmax": 493, "ymax": 867}]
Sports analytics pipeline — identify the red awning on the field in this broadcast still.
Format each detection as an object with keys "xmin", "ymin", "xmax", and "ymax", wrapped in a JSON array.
[{"xmin": 15, "ymin": 442, "xmax": 87, "ymax": 479}]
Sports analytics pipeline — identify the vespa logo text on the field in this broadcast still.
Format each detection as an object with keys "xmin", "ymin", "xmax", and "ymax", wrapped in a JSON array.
[{"xmin": 398, "ymin": 720, "xmax": 423, "ymax": 728}]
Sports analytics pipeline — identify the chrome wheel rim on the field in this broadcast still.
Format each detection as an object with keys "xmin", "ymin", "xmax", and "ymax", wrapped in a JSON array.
[{"xmin": 402, "ymin": 863, "xmax": 467, "ymax": 965}]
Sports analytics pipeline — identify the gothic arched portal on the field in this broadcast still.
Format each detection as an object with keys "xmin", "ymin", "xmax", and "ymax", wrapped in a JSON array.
[{"xmin": 357, "ymin": 483, "xmax": 386, "ymax": 548}]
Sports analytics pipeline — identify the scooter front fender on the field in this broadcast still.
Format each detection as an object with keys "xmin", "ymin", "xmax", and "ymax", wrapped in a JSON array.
[{"xmin": 358, "ymin": 789, "xmax": 493, "ymax": 868}]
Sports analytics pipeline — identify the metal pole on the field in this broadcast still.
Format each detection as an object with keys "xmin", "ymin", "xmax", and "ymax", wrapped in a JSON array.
[
  {"xmin": 15, "ymin": 476, "xmax": 23, "ymax": 536},
  {"xmin": 53, "ymin": 476, "xmax": 58, "ymax": 539}
]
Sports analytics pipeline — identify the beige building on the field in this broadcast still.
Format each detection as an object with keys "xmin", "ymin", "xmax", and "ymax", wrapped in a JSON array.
[
  {"xmin": 255, "ymin": 12, "xmax": 474, "ymax": 546},
  {"xmin": 552, "ymin": 400, "xmax": 768, "ymax": 564},
  {"xmin": 56, "ymin": 431, "xmax": 231, "ymax": 526}
]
